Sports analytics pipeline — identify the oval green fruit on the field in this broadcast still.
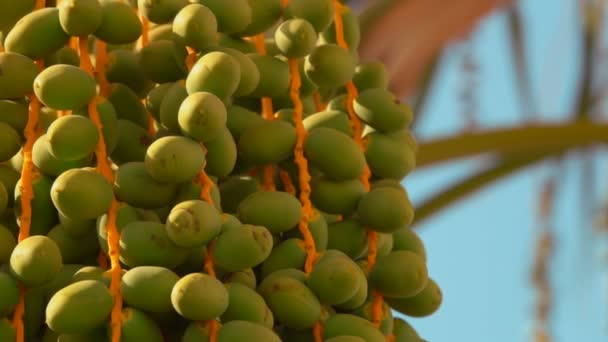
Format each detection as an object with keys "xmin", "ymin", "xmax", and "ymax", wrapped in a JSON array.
[
  {"xmin": 171, "ymin": 273, "xmax": 229, "ymax": 320},
  {"xmin": 303, "ymin": 110, "xmax": 352, "ymax": 136},
  {"xmin": 322, "ymin": 314, "xmax": 384, "ymax": 342},
  {"xmin": 139, "ymin": 39, "xmax": 188, "ymax": 84},
  {"xmin": 307, "ymin": 250, "xmax": 362, "ymax": 305},
  {"xmin": 193, "ymin": 0, "xmax": 251, "ymax": 34},
  {"xmin": 238, "ymin": 119, "xmax": 296, "ymax": 165},
  {"xmin": 357, "ymin": 186, "xmax": 414, "ymax": 234},
  {"xmin": 107, "ymin": 83, "xmax": 149, "ymax": 129},
  {"xmin": 237, "ymin": 191, "xmax": 302, "ymax": 234},
  {"xmin": 393, "ymin": 226, "xmax": 427, "ymax": 261},
  {"xmin": 4, "ymin": 8, "xmax": 70, "ymax": 59},
  {"xmin": 354, "ymin": 88, "xmax": 412, "ymax": 132},
  {"xmin": 284, "ymin": 0, "xmax": 333, "ymax": 32},
  {"xmin": 51, "ymin": 168, "xmax": 113, "ymax": 220},
  {"xmin": 95, "ymin": 0, "xmax": 142, "ymax": 44},
  {"xmin": 304, "ymin": 127, "xmax": 365, "ymax": 181},
  {"xmin": 14, "ymin": 173, "xmax": 59, "ymax": 236},
  {"xmin": 47, "ymin": 115, "xmax": 99, "ymax": 161},
  {"xmin": 114, "ymin": 162, "xmax": 177, "ymax": 209},
  {"xmin": 119, "ymin": 221, "xmax": 188, "ymax": 268},
  {"xmin": 186, "ymin": 51, "xmax": 240, "ymax": 100},
  {"xmin": 261, "ymin": 238, "xmax": 306, "ymax": 277},
  {"xmin": 218, "ymin": 320, "xmax": 281, "ymax": 342},
  {"xmin": 353, "ymin": 61, "xmax": 389, "ymax": 91},
  {"xmin": 145, "ymin": 135, "xmax": 205, "ymax": 183},
  {"xmin": 172, "ymin": 3, "xmax": 217, "ymax": 51},
  {"xmin": 385, "ymin": 278, "xmax": 442, "ymax": 318},
  {"xmin": 258, "ymin": 275, "xmax": 321, "ymax": 329},
  {"xmin": 177, "ymin": 91, "xmax": 227, "ymax": 142},
  {"xmin": 369, "ymin": 251, "xmax": 428, "ymax": 298},
  {"xmin": 392, "ymin": 318, "xmax": 422, "ymax": 341},
  {"xmin": 59, "ymin": 0, "xmax": 103, "ymax": 36},
  {"xmin": 32, "ymin": 134, "xmax": 93, "ymax": 177},
  {"xmin": 204, "ymin": 126, "xmax": 237, "ymax": 178},
  {"xmin": 73, "ymin": 97, "xmax": 120, "ymax": 154},
  {"xmin": 222, "ymin": 283, "xmax": 271, "ymax": 326},
  {"xmin": 47, "ymin": 224, "xmax": 99, "ymax": 264},
  {"xmin": 121, "ymin": 266, "xmax": 180, "ymax": 314},
  {"xmin": 246, "ymin": 54, "xmax": 290, "ymax": 97},
  {"xmin": 0, "ymin": 52, "xmax": 39, "ymax": 99},
  {"xmin": 46, "ymin": 280, "xmax": 113, "ymax": 334},
  {"xmin": 364, "ymin": 129, "xmax": 416, "ymax": 180},
  {"xmin": 138, "ymin": 0, "xmax": 187, "ymax": 24},
  {"xmin": 213, "ymin": 224, "xmax": 273, "ymax": 272},
  {"xmin": 310, "ymin": 176, "xmax": 365, "ymax": 215},
  {"xmin": 235, "ymin": 0, "xmax": 281, "ymax": 36},
  {"xmin": 111, "ymin": 119, "xmax": 152, "ymax": 165},
  {"xmin": 110, "ymin": 308, "xmax": 164, "ymax": 342},
  {"xmin": 9, "ymin": 235, "xmax": 62, "ymax": 287},
  {"xmin": 33, "ymin": 64, "xmax": 97, "ymax": 110},
  {"xmin": 165, "ymin": 199, "xmax": 222, "ymax": 247},
  {"xmin": 275, "ymin": 19, "xmax": 317, "ymax": 58},
  {"xmin": 327, "ymin": 219, "xmax": 367, "ymax": 259},
  {"xmin": 305, "ymin": 44, "xmax": 355, "ymax": 89}
]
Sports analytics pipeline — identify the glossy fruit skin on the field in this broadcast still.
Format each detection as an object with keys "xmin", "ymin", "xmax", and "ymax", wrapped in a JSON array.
[
  {"xmin": 246, "ymin": 54, "xmax": 290, "ymax": 98},
  {"xmin": 47, "ymin": 115, "xmax": 99, "ymax": 161},
  {"xmin": 258, "ymin": 273, "xmax": 322, "ymax": 329},
  {"xmin": 114, "ymin": 162, "xmax": 177, "ymax": 209},
  {"xmin": 112, "ymin": 308, "xmax": 164, "ymax": 342},
  {"xmin": 193, "ymin": 0, "xmax": 251, "ymax": 34},
  {"xmin": 177, "ymin": 91, "xmax": 227, "ymax": 143},
  {"xmin": 0, "ymin": 52, "xmax": 40, "ymax": 99},
  {"xmin": 119, "ymin": 221, "xmax": 188, "ymax": 268},
  {"xmin": 94, "ymin": 0, "xmax": 142, "ymax": 45},
  {"xmin": 275, "ymin": 19, "xmax": 317, "ymax": 58},
  {"xmin": 212, "ymin": 224, "xmax": 273, "ymax": 272},
  {"xmin": 235, "ymin": 0, "xmax": 282, "ymax": 37},
  {"xmin": 305, "ymin": 44, "xmax": 356, "ymax": 89},
  {"xmin": 33, "ymin": 64, "xmax": 97, "ymax": 111},
  {"xmin": 138, "ymin": 39, "xmax": 188, "ymax": 83},
  {"xmin": 144, "ymin": 135, "xmax": 206, "ymax": 184},
  {"xmin": 304, "ymin": 127, "xmax": 366, "ymax": 181},
  {"xmin": 369, "ymin": 251, "xmax": 429, "ymax": 298},
  {"xmin": 4, "ymin": 8, "xmax": 70, "ymax": 59},
  {"xmin": 172, "ymin": 3, "xmax": 217, "ymax": 51},
  {"xmin": 50, "ymin": 168, "xmax": 114, "ymax": 220},
  {"xmin": 171, "ymin": 273, "xmax": 229, "ymax": 321},
  {"xmin": 138, "ymin": 0, "xmax": 188, "ymax": 24},
  {"xmin": 58, "ymin": 0, "xmax": 103, "ymax": 36},
  {"xmin": 165, "ymin": 199, "xmax": 222, "ymax": 247},
  {"xmin": 45, "ymin": 280, "xmax": 113, "ymax": 334},
  {"xmin": 10, "ymin": 235, "xmax": 63, "ymax": 287},
  {"xmin": 186, "ymin": 51, "xmax": 241, "ymax": 100},
  {"xmin": 306, "ymin": 250, "xmax": 363, "ymax": 305},
  {"xmin": 238, "ymin": 119, "xmax": 296, "ymax": 166},
  {"xmin": 237, "ymin": 191, "xmax": 302, "ymax": 234},
  {"xmin": 385, "ymin": 278, "xmax": 443, "ymax": 318}
]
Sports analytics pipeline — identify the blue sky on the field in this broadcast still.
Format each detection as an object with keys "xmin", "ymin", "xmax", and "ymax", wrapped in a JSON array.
[{"xmin": 395, "ymin": 1, "xmax": 608, "ymax": 341}]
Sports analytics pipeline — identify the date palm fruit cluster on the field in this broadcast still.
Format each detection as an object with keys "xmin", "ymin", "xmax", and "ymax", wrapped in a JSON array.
[{"xmin": 0, "ymin": 0, "xmax": 442, "ymax": 341}]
